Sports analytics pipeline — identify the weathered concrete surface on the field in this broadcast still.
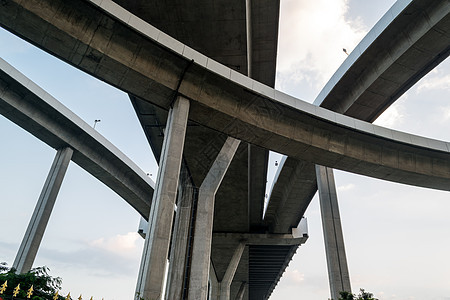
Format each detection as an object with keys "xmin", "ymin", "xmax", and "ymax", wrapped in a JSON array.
[
  {"xmin": 0, "ymin": 58, "xmax": 154, "ymax": 219},
  {"xmin": 1, "ymin": 0, "xmax": 450, "ymax": 191},
  {"xmin": 13, "ymin": 147, "xmax": 73, "ymax": 273},
  {"xmin": 136, "ymin": 96, "xmax": 189, "ymax": 300},
  {"xmin": 189, "ymin": 137, "xmax": 240, "ymax": 300},
  {"xmin": 316, "ymin": 166, "xmax": 352, "ymax": 300}
]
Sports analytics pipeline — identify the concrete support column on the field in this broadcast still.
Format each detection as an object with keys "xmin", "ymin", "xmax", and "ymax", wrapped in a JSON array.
[
  {"xmin": 165, "ymin": 166, "xmax": 194, "ymax": 300},
  {"xmin": 13, "ymin": 147, "xmax": 73, "ymax": 273},
  {"xmin": 136, "ymin": 96, "xmax": 190, "ymax": 300},
  {"xmin": 315, "ymin": 165, "xmax": 351, "ymax": 300},
  {"xmin": 234, "ymin": 281, "xmax": 247, "ymax": 300},
  {"xmin": 209, "ymin": 261, "xmax": 219, "ymax": 300},
  {"xmin": 219, "ymin": 242, "xmax": 246, "ymax": 300},
  {"xmin": 188, "ymin": 137, "xmax": 241, "ymax": 300}
]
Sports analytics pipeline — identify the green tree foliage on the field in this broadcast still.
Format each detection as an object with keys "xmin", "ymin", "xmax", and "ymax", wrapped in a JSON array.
[
  {"xmin": 0, "ymin": 262, "xmax": 64, "ymax": 300},
  {"xmin": 338, "ymin": 289, "xmax": 378, "ymax": 300}
]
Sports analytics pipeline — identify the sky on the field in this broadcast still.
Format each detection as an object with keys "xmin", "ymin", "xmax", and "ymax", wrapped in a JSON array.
[{"xmin": 1, "ymin": 0, "xmax": 450, "ymax": 299}]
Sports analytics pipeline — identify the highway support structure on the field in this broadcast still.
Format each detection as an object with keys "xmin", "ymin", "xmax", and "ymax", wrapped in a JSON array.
[
  {"xmin": 135, "ymin": 95, "xmax": 190, "ymax": 300},
  {"xmin": 13, "ymin": 147, "xmax": 73, "ymax": 273},
  {"xmin": 316, "ymin": 165, "xmax": 352, "ymax": 300},
  {"xmin": 188, "ymin": 137, "xmax": 241, "ymax": 300},
  {"xmin": 208, "ymin": 242, "xmax": 246, "ymax": 300}
]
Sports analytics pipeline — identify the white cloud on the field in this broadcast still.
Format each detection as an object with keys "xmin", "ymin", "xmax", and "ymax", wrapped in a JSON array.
[
  {"xmin": 416, "ymin": 71, "xmax": 450, "ymax": 93},
  {"xmin": 284, "ymin": 269, "xmax": 305, "ymax": 284},
  {"xmin": 276, "ymin": 0, "xmax": 367, "ymax": 93},
  {"xmin": 373, "ymin": 102, "xmax": 405, "ymax": 128},
  {"xmin": 89, "ymin": 232, "xmax": 141, "ymax": 258},
  {"xmin": 338, "ymin": 183, "xmax": 355, "ymax": 192}
]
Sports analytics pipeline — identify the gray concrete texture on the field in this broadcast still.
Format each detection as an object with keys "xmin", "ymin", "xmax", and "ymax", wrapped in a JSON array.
[{"xmin": 2, "ymin": 0, "xmax": 450, "ymax": 192}]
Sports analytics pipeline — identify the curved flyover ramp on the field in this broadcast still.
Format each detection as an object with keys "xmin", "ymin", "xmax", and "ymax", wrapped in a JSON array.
[{"xmin": 1, "ymin": 0, "xmax": 450, "ymax": 191}]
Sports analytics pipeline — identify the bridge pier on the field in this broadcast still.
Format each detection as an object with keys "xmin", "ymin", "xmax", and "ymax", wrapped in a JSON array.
[
  {"xmin": 235, "ymin": 281, "xmax": 247, "ymax": 300},
  {"xmin": 218, "ymin": 242, "xmax": 246, "ymax": 300},
  {"xmin": 188, "ymin": 137, "xmax": 241, "ymax": 300},
  {"xmin": 135, "ymin": 95, "xmax": 190, "ymax": 300},
  {"xmin": 165, "ymin": 166, "xmax": 195, "ymax": 300},
  {"xmin": 316, "ymin": 165, "xmax": 351, "ymax": 300},
  {"xmin": 13, "ymin": 147, "xmax": 73, "ymax": 273},
  {"xmin": 207, "ymin": 243, "xmax": 246, "ymax": 300}
]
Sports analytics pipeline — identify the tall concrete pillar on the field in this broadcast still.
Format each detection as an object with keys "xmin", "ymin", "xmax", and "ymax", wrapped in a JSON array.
[
  {"xmin": 13, "ymin": 147, "xmax": 73, "ymax": 273},
  {"xmin": 234, "ymin": 281, "xmax": 247, "ymax": 300},
  {"xmin": 315, "ymin": 165, "xmax": 351, "ymax": 300},
  {"xmin": 209, "ymin": 261, "xmax": 219, "ymax": 300},
  {"xmin": 219, "ymin": 242, "xmax": 246, "ymax": 300},
  {"xmin": 165, "ymin": 166, "xmax": 194, "ymax": 300},
  {"xmin": 136, "ymin": 96, "xmax": 190, "ymax": 300},
  {"xmin": 188, "ymin": 137, "xmax": 241, "ymax": 300}
]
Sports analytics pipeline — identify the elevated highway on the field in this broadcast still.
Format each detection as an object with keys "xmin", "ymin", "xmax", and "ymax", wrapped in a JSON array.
[
  {"xmin": 266, "ymin": 0, "xmax": 450, "ymax": 234},
  {"xmin": 0, "ymin": 57, "xmax": 155, "ymax": 216},
  {"xmin": 1, "ymin": 0, "xmax": 449, "ymax": 299}
]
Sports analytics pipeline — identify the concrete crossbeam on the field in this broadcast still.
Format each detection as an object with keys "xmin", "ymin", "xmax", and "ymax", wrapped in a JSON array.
[
  {"xmin": 13, "ymin": 147, "xmax": 73, "ymax": 273},
  {"xmin": 136, "ymin": 96, "xmax": 190, "ymax": 300},
  {"xmin": 189, "ymin": 137, "xmax": 241, "ymax": 300},
  {"xmin": 316, "ymin": 165, "xmax": 352, "ymax": 300},
  {"xmin": 213, "ymin": 232, "xmax": 307, "ymax": 246}
]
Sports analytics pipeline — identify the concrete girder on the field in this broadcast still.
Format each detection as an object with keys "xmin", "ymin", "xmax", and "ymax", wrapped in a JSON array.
[
  {"xmin": 212, "ymin": 232, "xmax": 308, "ymax": 247},
  {"xmin": 0, "ymin": 58, "xmax": 154, "ymax": 219},
  {"xmin": 2, "ymin": 0, "xmax": 450, "ymax": 192}
]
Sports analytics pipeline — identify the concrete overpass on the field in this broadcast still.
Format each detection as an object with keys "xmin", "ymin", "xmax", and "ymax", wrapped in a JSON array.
[
  {"xmin": 0, "ymin": 57, "xmax": 155, "ymax": 273},
  {"xmin": 1, "ymin": 0, "xmax": 449, "ymax": 299},
  {"xmin": 266, "ymin": 0, "xmax": 450, "ymax": 237}
]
